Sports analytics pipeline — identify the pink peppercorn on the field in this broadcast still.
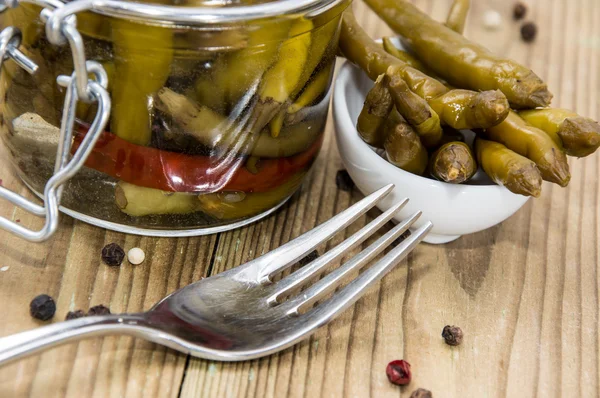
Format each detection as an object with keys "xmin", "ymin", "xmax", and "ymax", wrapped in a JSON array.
[{"xmin": 386, "ymin": 360, "xmax": 411, "ymax": 385}]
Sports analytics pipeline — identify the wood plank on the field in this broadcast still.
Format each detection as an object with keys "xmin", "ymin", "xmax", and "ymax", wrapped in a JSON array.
[
  {"xmin": 0, "ymin": 219, "xmax": 217, "ymax": 396},
  {"xmin": 180, "ymin": 0, "xmax": 600, "ymax": 397}
]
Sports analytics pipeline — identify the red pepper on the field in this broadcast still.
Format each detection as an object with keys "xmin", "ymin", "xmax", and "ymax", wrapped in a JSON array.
[{"xmin": 72, "ymin": 129, "xmax": 322, "ymax": 193}]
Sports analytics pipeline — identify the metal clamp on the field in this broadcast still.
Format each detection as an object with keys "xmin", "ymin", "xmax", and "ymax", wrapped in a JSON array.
[
  {"xmin": 41, "ymin": 0, "xmax": 94, "ymax": 102},
  {"xmin": 0, "ymin": 0, "xmax": 111, "ymax": 242},
  {"xmin": 0, "ymin": 27, "xmax": 37, "ymax": 74}
]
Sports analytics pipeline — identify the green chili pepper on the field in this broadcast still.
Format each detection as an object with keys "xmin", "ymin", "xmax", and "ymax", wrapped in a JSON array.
[{"xmin": 111, "ymin": 18, "xmax": 173, "ymax": 145}]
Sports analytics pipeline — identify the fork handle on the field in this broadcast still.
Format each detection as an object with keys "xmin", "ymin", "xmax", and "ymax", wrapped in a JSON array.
[{"xmin": 0, "ymin": 314, "xmax": 150, "ymax": 367}]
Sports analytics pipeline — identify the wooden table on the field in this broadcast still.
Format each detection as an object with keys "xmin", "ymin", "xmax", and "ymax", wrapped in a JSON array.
[{"xmin": 1, "ymin": 0, "xmax": 598, "ymax": 396}]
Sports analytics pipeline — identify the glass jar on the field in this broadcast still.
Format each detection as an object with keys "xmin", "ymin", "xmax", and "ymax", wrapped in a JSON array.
[{"xmin": 0, "ymin": 0, "xmax": 350, "ymax": 239}]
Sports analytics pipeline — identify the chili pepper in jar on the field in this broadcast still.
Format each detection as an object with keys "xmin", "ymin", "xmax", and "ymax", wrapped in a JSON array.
[{"xmin": 71, "ymin": 128, "xmax": 322, "ymax": 194}]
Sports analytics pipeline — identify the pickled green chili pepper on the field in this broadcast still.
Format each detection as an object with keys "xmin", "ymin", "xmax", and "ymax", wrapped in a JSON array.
[
  {"xmin": 117, "ymin": 176, "xmax": 304, "ymax": 219},
  {"xmin": 357, "ymin": 73, "xmax": 394, "ymax": 148},
  {"xmin": 260, "ymin": 19, "xmax": 313, "ymax": 105},
  {"xmin": 519, "ymin": 108, "xmax": 600, "ymax": 158},
  {"xmin": 156, "ymin": 88, "xmax": 223, "ymax": 143},
  {"xmin": 111, "ymin": 18, "xmax": 173, "ymax": 145},
  {"xmin": 269, "ymin": 110, "xmax": 286, "ymax": 138},
  {"xmin": 363, "ymin": 0, "xmax": 552, "ymax": 108},
  {"xmin": 428, "ymin": 89, "xmax": 509, "ymax": 130},
  {"xmin": 428, "ymin": 141, "xmax": 476, "ymax": 184},
  {"xmin": 116, "ymin": 181, "xmax": 202, "ymax": 217},
  {"xmin": 382, "ymin": 37, "xmax": 428, "ymax": 72},
  {"xmin": 445, "ymin": 0, "xmax": 471, "ymax": 34},
  {"xmin": 257, "ymin": 18, "xmax": 313, "ymax": 136},
  {"xmin": 384, "ymin": 120, "xmax": 428, "ymax": 175},
  {"xmin": 381, "ymin": 39, "xmax": 449, "ymax": 87},
  {"xmin": 483, "ymin": 111, "xmax": 570, "ymax": 186},
  {"xmin": 387, "ymin": 71, "xmax": 443, "ymax": 147},
  {"xmin": 197, "ymin": 172, "xmax": 306, "ymax": 220},
  {"xmin": 256, "ymin": 119, "xmax": 325, "ymax": 157},
  {"xmin": 340, "ymin": 10, "xmax": 448, "ymax": 101},
  {"xmin": 284, "ymin": 65, "xmax": 332, "ymax": 126},
  {"xmin": 272, "ymin": 18, "xmax": 338, "ymax": 133},
  {"xmin": 156, "ymin": 88, "xmax": 322, "ymax": 157},
  {"xmin": 288, "ymin": 67, "xmax": 332, "ymax": 114},
  {"xmin": 476, "ymin": 138, "xmax": 542, "ymax": 197},
  {"xmin": 292, "ymin": 15, "xmax": 341, "ymax": 99},
  {"xmin": 245, "ymin": 156, "xmax": 261, "ymax": 174},
  {"xmin": 340, "ymin": 8, "xmax": 511, "ymax": 133},
  {"xmin": 211, "ymin": 20, "xmax": 291, "ymax": 108}
]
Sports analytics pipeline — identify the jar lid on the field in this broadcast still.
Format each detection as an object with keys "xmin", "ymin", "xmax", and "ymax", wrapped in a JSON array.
[{"xmin": 72, "ymin": 0, "xmax": 347, "ymax": 25}]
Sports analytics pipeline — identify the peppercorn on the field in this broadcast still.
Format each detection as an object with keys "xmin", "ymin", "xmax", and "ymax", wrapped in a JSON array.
[
  {"xmin": 101, "ymin": 243, "xmax": 125, "ymax": 267},
  {"xmin": 410, "ymin": 389, "xmax": 433, "ymax": 398},
  {"xmin": 513, "ymin": 2, "xmax": 527, "ymax": 20},
  {"xmin": 29, "ymin": 294, "xmax": 56, "ymax": 321},
  {"xmin": 483, "ymin": 10, "xmax": 502, "ymax": 31},
  {"xmin": 335, "ymin": 170, "xmax": 355, "ymax": 192},
  {"xmin": 299, "ymin": 250, "xmax": 320, "ymax": 266},
  {"xmin": 88, "ymin": 305, "xmax": 111, "ymax": 316},
  {"xmin": 386, "ymin": 360, "xmax": 411, "ymax": 386},
  {"xmin": 442, "ymin": 325, "xmax": 463, "ymax": 346},
  {"xmin": 65, "ymin": 310, "xmax": 86, "ymax": 320},
  {"xmin": 127, "ymin": 247, "xmax": 146, "ymax": 265},
  {"xmin": 520, "ymin": 22, "xmax": 538, "ymax": 43}
]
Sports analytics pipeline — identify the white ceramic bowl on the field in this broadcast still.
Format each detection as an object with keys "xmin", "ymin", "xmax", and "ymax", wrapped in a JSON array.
[{"xmin": 332, "ymin": 61, "xmax": 530, "ymax": 244}]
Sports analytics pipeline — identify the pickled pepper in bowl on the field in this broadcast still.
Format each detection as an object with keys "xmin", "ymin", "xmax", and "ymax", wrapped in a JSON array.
[{"xmin": 363, "ymin": 0, "xmax": 553, "ymax": 109}]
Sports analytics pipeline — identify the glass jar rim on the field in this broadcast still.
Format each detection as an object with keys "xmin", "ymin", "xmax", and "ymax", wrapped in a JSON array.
[{"xmin": 59, "ymin": 0, "xmax": 347, "ymax": 25}]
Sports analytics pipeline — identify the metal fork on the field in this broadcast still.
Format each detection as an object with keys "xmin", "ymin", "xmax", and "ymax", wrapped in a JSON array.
[{"xmin": 0, "ymin": 184, "xmax": 432, "ymax": 365}]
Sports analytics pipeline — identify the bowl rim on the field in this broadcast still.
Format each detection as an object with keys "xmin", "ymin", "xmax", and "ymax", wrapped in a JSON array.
[{"xmin": 333, "ymin": 59, "xmax": 514, "ymax": 194}]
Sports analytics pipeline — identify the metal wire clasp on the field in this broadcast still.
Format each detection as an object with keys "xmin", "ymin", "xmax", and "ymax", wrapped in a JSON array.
[
  {"xmin": 41, "ymin": 0, "xmax": 96, "ymax": 102},
  {"xmin": 0, "ymin": 27, "xmax": 38, "ymax": 74},
  {"xmin": 0, "ymin": 62, "xmax": 110, "ymax": 242},
  {"xmin": 0, "ymin": 0, "xmax": 112, "ymax": 241}
]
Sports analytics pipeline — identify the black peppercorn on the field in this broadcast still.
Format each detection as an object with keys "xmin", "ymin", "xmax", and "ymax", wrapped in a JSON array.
[
  {"xmin": 442, "ymin": 325, "xmax": 463, "ymax": 346},
  {"xmin": 520, "ymin": 22, "xmax": 538, "ymax": 43},
  {"xmin": 513, "ymin": 2, "xmax": 527, "ymax": 20},
  {"xmin": 410, "ymin": 389, "xmax": 433, "ymax": 398},
  {"xmin": 101, "ymin": 243, "xmax": 125, "ymax": 267},
  {"xmin": 30, "ymin": 294, "xmax": 56, "ymax": 321},
  {"xmin": 65, "ymin": 310, "xmax": 86, "ymax": 320},
  {"xmin": 299, "ymin": 250, "xmax": 320, "ymax": 266},
  {"xmin": 335, "ymin": 170, "xmax": 355, "ymax": 192},
  {"xmin": 88, "ymin": 305, "xmax": 111, "ymax": 316}
]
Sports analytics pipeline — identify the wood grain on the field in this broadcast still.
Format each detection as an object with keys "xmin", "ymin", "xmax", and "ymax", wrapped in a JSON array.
[{"xmin": 1, "ymin": 0, "xmax": 599, "ymax": 397}]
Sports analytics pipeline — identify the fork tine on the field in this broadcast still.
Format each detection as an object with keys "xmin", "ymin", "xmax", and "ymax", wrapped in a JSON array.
[
  {"xmin": 266, "ymin": 198, "xmax": 409, "ymax": 305},
  {"xmin": 250, "ymin": 184, "xmax": 395, "ymax": 284},
  {"xmin": 281, "ymin": 212, "xmax": 425, "ymax": 316},
  {"xmin": 291, "ymin": 221, "xmax": 432, "ymax": 318}
]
